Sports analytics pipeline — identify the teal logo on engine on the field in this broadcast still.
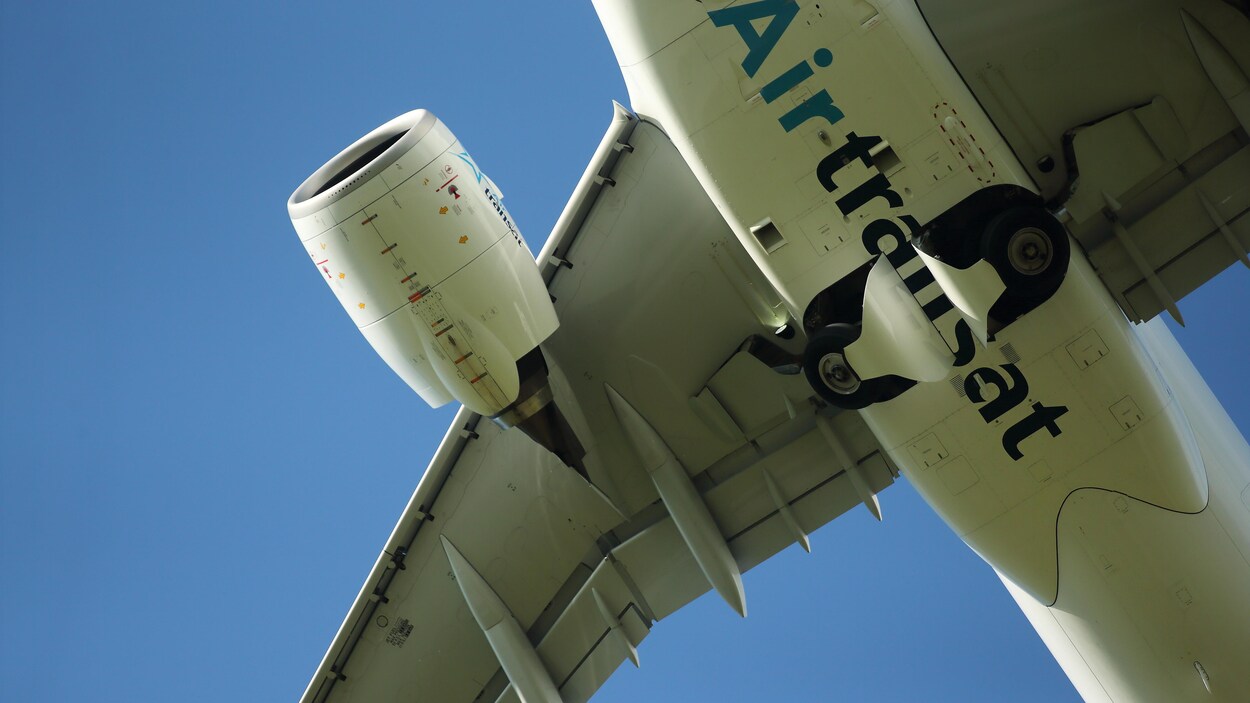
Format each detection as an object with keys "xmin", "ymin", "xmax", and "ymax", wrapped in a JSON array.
[{"xmin": 454, "ymin": 151, "xmax": 483, "ymax": 182}]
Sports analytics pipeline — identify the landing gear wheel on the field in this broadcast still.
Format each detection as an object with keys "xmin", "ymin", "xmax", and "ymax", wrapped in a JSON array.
[
  {"xmin": 981, "ymin": 206, "xmax": 1070, "ymax": 323},
  {"xmin": 804, "ymin": 324, "xmax": 888, "ymax": 410},
  {"xmin": 981, "ymin": 206, "xmax": 1070, "ymax": 299}
]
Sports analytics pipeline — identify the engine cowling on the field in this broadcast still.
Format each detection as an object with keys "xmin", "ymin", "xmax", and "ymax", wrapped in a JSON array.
[{"xmin": 287, "ymin": 110, "xmax": 559, "ymax": 417}]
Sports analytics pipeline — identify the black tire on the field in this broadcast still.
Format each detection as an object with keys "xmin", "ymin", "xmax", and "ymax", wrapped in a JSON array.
[
  {"xmin": 804, "ymin": 324, "xmax": 888, "ymax": 410},
  {"xmin": 981, "ymin": 206, "xmax": 1070, "ymax": 300}
]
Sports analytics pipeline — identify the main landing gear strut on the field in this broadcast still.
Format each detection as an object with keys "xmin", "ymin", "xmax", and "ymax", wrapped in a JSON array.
[{"xmin": 800, "ymin": 187, "xmax": 1071, "ymax": 411}]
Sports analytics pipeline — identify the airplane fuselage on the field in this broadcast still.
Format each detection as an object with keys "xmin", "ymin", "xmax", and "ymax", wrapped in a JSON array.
[{"xmin": 594, "ymin": 1, "xmax": 1250, "ymax": 699}]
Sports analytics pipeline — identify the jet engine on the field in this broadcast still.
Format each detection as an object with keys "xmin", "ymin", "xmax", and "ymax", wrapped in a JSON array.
[{"xmin": 287, "ymin": 110, "xmax": 559, "ymax": 419}]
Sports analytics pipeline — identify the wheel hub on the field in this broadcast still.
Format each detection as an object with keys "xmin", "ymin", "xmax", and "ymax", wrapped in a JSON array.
[
  {"xmin": 1007, "ymin": 227, "xmax": 1053, "ymax": 275},
  {"xmin": 817, "ymin": 352, "xmax": 860, "ymax": 395}
]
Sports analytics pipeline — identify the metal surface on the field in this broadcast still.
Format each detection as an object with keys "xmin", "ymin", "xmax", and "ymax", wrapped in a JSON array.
[
  {"xmin": 299, "ymin": 115, "xmax": 898, "ymax": 703},
  {"xmin": 816, "ymin": 352, "xmax": 860, "ymax": 395},
  {"xmin": 1007, "ymin": 227, "xmax": 1053, "ymax": 275},
  {"xmin": 493, "ymin": 383, "xmax": 554, "ymax": 429}
]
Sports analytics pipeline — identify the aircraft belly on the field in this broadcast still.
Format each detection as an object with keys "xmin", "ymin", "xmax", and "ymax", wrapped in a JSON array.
[
  {"xmin": 863, "ymin": 251, "xmax": 1208, "ymax": 604},
  {"xmin": 607, "ymin": 0, "xmax": 1034, "ymax": 315},
  {"xmin": 600, "ymin": 0, "xmax": 1219, "ymax": 606},
  {"xmin": 917, "ymin": 319, "xmax": 1250, "ymax": 703},
  {"xmin": 1002, "ymin": 359, "xmax": 1250, "ymax": 703},
  {"xmin": 1047, "ymin": 490, "xmax": 1250, "ymax": 701},
  {"xmin": 579, "ymin": 3, "xmax": 1250, "ymax": 700}
]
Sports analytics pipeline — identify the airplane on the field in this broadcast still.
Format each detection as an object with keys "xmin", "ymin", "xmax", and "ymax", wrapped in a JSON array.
[{"xmin": 285, "ymin": 1, "xmax": 1250, "ymax": 701}]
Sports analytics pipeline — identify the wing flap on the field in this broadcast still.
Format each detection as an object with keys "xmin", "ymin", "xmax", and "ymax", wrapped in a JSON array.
[
  {"xmin": 918, "ymin": 0, "xmax": 1250, "ymax": 323},
  {"xmin": 536, "ymin": 558, "xmax": 650, "ymax": 702},
  {"xmin": 610, "ymin": 413, "xmax": 893, "ymax": 619},
  {"xmin": 1088, "ymin": 145, "xmax": 1250, "ymax": 323}
]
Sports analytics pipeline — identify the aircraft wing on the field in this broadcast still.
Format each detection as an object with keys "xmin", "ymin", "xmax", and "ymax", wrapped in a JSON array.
[
  {"xmin": 299, "ymin": 105, "xmax": 897, "ymax": 703},
  {"xmin": 917, "ymin": 0, "xmax": 1250, "ymax": 324}
]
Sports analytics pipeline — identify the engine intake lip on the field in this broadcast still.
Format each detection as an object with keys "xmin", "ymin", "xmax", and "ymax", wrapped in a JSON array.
[{"xmin": 288, "ymin": 109, "xmax": 438, "ymax": 219}]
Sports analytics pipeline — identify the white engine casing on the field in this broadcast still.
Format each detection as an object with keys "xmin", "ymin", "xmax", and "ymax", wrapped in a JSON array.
[{"xmin": 288, "ymin": 110, "xmax": 559, "ymax": 417}]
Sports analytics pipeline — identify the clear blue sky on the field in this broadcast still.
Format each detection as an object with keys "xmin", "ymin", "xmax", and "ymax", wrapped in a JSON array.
[{"xmin": 1, "ymin": 3, "xmax": 1246, "ymax": 702}]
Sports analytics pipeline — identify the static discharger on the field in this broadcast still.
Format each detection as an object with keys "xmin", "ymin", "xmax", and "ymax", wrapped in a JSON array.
[{"xmin": 604, "ymin": 383, "xmax": 747, "ymax": 617}]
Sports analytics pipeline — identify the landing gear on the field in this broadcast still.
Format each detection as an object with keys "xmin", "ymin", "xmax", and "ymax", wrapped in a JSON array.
[
  {"xmin": 912, "ymin": 187, "xmax": 1071, "ymax": 332},
  {"xmin": 982, "ymin": 206, "xmax": 1069, "ymax": 295},
  {"xmin": 798, "ymin": 193, "xmax": 1069, "ymax": 408},
  {"xmin": 981, "ymin": 206, "xmax": 1070, "ymax": 323},
  {"xmin": 803, "ymin": 324, "xmax": 909, "ymax": 410}
]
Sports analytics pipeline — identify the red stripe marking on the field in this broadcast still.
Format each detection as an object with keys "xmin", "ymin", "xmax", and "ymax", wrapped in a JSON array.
[
  {"xmin": 436, "ymin": 174, "xmax": 458, "ymax": 191},
  {"xmin": 315, "ymin": 259, "xmax": 329, "ymax": 265},
  {"xmin": 453, "ymin": 354, "xmax": 470, "ymax": 364},
  {"xmin": 408, "ymin": 292, "xmax": 423, "ymax": 302},
  {"xmin": 361, "ymin": 215, "xmax": 377, "ymax": 225},
  {"xmin": 469, "ymin": 372, "xmax": 488, "ymax": 384},
  {"xmin": 401, "ymin": 273, "xmax": 416, "ymax": 283},
  {"xmin": 434, "ymin": 325, "xmax": 453, "ymax": 337},
  {"xmin": 380, "ymin": 243, "xmax": 398, "ymax": 254}
]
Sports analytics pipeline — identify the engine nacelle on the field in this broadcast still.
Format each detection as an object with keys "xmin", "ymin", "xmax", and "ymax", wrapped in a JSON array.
[{"xmin": 288, "ymin": 110, "xmax": 558, "ymax": 417}]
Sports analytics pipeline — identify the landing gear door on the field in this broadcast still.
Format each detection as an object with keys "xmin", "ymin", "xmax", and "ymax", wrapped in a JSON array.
[
  {"xmin": 844, "ymin": 256, "xmax": 954, "ymax": 383},
  {"xmin": 915, "ymin": 249, "xmax": 1005, "ymax": 344}
]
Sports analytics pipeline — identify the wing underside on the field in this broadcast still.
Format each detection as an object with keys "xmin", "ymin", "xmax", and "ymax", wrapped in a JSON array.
[
  {"xmin": 300, "ymin": 108, "xmax": 896, "ymax": 703},
  {"xmin": 918, "ymin": 0, "xmax": 1250, "ymax": 323}
]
